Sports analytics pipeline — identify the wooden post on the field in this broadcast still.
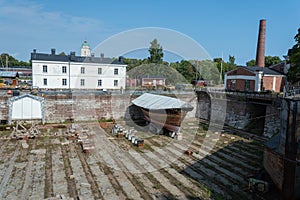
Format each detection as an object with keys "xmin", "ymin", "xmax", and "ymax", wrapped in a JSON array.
[{"xmin": 282, "ymin": 99, "xmax": 298, "ymax": 200}]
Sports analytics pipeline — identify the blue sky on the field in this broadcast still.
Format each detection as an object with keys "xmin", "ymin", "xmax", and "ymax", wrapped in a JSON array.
[{"xmin": 0, "ymin": 0, "xmax": 299, "ymax": 65}]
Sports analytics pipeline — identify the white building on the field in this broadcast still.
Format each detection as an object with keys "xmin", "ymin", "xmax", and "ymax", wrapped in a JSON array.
[{"xmin": 31, "ymin": 42, "xmax": 127, "ymax": 90}]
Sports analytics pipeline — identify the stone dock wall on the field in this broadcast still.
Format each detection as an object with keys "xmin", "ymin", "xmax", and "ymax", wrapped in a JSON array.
[
  {"xmin": 0, "ymin": 91, "xmax": 281, "ymax": 137},
  {"xmin": 195, "ymin": 91, "xmax": 281, "ymax": 137}
]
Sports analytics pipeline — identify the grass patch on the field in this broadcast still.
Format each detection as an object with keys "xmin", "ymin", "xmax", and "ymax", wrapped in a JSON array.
[
  {"xmin": 0, "ymin": 130, "xmax": 12, "ymax": 137},
  {"xmin": 99, "ymin": 162, "xmax": 111, "ymax": 175},
  {"xmin": 153, "ymin": 183, "xmax": 161, "ymax": 189},
  {"xmin": 199, "ymin": 184, "xmax": 212, "ymax": 199},
  {"xmin": 98, "ymin": 118, "xmax": 114, "ymax": 123}
]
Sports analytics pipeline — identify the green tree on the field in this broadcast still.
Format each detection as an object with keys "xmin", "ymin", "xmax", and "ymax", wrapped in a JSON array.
[
  {"xmin": 246, "ymin": 59, "xmax": 256, "ymax": 66},
  {"xmin": 0, "ymin": 53, "xmax": 31, "ymax": 67},
  {"xmin": 127, "ymin": 63, "xmax": 186, "ymax": 85},
  {"xmin": 229, "ymin": 55, "xmax": 235, "ymax": 65},
  {"xmin": 123, "ymin": 58, "xmax": 149, "ymax": 72},
  {"xmin": 148, "ymin": 39, "xmax": 163, "ymax": 64},
  {"xmin": 173, "ymin": 60, "xmax": 195, "ymax": 82},
  {"xmin": 188, "ymin": 60, "xmax": 220, "ymax": 84},
  {"xmin": 213, "ymin": 55, "xmax": 237, "ymax": 82},
  {"xmin": 265, "ymin": 56, "xmax": 282, "ymax": 67},
  {"xmin": 287, "ymin": 28, "xmax": 300, "ymax": 83},
  {"xmin": 199, "ymin": 60, "xmax": 220, "ymax": 84},
  {"xmin": 246, "ymin": 56, "xmax": 282, "ymax": 67}
]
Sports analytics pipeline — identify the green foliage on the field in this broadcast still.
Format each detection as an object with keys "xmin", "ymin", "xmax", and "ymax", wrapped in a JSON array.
[
  {"xmin": 213, "ymin": 55, "xmax": 237, "ymax": 82},
  {"xmin": 287, "ymin": 28, "xmax": 300, "ymax": 83},
  {"xmin": 171, "ymin": 60, "xmax": 196, "ymax": 83},
  {"xmin": 0, "ymin": 53, "xmax": 31, "ymax": 67},
  {"xmin": 246, "ymin": 56, "xmax": 282, "ymax": 67},
  {"xmin": 128, "ymin": 63, "xmax": 186, "ymax": 85},
  {"xmin": 171, "ymin": 59, "xmax": 221, "ymax": 84},
  {"xmin": 196, "ymin": 60, "xmax": 220, "ymax": 84},
  {"xmin": 123, "ymin": 58, "xmax": 149, "ymax": 71},
  {"xmin": 287, "ymin": 59, "xmax": 300, "ymax": 83},
  {"xmin": 229, "ymin": 55, "xmax": 235, "ymax": 65},
  {"xmin": 246, "ymin": 59, "xmax": 256, "ymax": 66},
  {"xmin": 148, "ymin": 39, "xmax": 163, "ymax": 64},
  {"xmin": 125, "ymin": 58, "xmax": 224, "ymax": 85},
  {"xmin": 124, "ymin": 39, "xmax": 228, "ymax": 85},
  {"xmin": 265, "ymin": 56, "xmax": 282, "ymax": 67}
]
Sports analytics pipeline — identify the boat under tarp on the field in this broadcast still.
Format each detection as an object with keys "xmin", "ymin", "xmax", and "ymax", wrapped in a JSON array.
[{"xmin": 131, "ymin": 93, "xmax": 193, "ymax": 133}]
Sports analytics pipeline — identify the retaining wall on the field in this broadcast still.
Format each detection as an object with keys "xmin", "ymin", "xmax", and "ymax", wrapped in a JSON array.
[
  {"xmin": 196, "ymin": 91, "xmax": 281, "ymax": 137},
  {"xmin": 0, "ymin": 92, "xmax": 196, "ymax": 124}
]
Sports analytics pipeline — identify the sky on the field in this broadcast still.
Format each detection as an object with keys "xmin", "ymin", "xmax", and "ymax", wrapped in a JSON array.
[{"xmin": 0, "ymin": 0, "xmax": 299, "ymax": 65}]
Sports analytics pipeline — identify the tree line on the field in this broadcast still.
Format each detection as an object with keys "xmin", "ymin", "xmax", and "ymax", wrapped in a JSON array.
[
  {"xmin": 123, "ymin": 38, "xmax": 285, "ymax": 85},
  {"xmin": 4, "ymin": 29, "xmax": 300, "ymax": 85},
  {"xmin": 287, "ymin": 28, "xmax": 300, "ymax": 84},
  {"xmin": 0, "ymin": 53, "xmax": 31, "ymax": 68}
]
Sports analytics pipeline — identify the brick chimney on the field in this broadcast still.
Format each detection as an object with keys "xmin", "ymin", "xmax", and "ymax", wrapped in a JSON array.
[{"xmin": 255, "ymin": 19, "xmax": 266, "ymax": 67}]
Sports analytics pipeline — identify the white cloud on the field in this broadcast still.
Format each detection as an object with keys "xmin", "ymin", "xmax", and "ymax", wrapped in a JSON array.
[
  {"xmin": 0, "ymin": 0, "xmax": 107, "ymax": 60},
  {"xmin": 0, "ymin": 1, "xmax": 104, "ymax": 33}
]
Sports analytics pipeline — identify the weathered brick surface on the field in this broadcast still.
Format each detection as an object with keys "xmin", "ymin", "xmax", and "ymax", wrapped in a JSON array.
[
  {"xmin": 44, "ymin": 94, "xmax": 114, "ymax": 123},
  {"xmin": 262, "ymin": 76, "xmax": 274, "ymax": 91},
  {"xmin": 0, "ymin": 92, "xmax": 281, "ymax": 137},
  {"xmin": 227, "ymin": 67, "xmax": 255, "ymax": 76},
  {"xmin": 263, "ymin": 105, "xmax": 280, "ymax": 137},
  {"xmin": 196, "ymin": 91, "xmax": 280, "ymax": 136}
]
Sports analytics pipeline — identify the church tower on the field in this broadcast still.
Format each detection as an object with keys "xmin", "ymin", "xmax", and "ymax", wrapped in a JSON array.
[{"xmin": 80, "ymin": 40, "xmax": 91, "ymax": 57}]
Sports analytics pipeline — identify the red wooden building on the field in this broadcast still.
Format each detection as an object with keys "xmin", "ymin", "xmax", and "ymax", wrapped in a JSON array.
[
  {"xmin": 141, "ymin": 75, "xmax": 166, "ymax": 88},
  {"xmin": 224, "ymin": 66, "xmax": 285, "ymax": 92}
]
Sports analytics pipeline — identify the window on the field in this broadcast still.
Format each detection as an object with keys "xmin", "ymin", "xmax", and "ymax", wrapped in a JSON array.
[
  {"xmin": 62, "ymin": 66, "xmax": 67, "ymax": 73},
  {"xmin": 98, "ymin": 79, "xmax": 102, "ymax": 86},
  {"xmin": 98, "ymin": 68, "xmax": 102, "ymax": 75},
  {"xmin": 245, "ymin": 80, "xmax": 250, "ymax": 91},
  {"xmin": 43, "ymin": 78, "xmax": 47, "ymax": 86},
  {"xmin": 62, "ymin": 78, "xmax": 67, "ymax": 86},
  {"xmin": 80, "ymin": 79, "xmax": 85, "ymax": 86},
  {"xmin": 114, "ymin": 68, "xmax": 118, "ymax": 75},
  {"xmin": 43, "ymin": 65, "xmax": 47, "ymax": 73},
  {"xmin": 114, "ymin": 80, "xmax": 118, "ymax": 87},
  {"xmin": 230, "ymin": 80, "xmax": 236, "ymax": 90},
  {"xmin": 81, "ymin": 67, "xmax": 85, "ymax": 74}
]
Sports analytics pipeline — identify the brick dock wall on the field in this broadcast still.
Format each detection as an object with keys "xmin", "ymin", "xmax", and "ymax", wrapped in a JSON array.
[
  {"xmin": 0, "ymin": 93, "xmax": 195, "ymax": 124},
  {"xmin": 196, "ymin": 91, "xmax": 281, "ymax": 137},
  {"xmin": 0, "ymin": 92, "xmax": 280, "ymax": 138}
]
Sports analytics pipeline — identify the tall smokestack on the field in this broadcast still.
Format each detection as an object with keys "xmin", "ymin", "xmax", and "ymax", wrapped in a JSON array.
[{"xmin": 255, "ymin": 19, "xmax": 266, "ymax": 67}]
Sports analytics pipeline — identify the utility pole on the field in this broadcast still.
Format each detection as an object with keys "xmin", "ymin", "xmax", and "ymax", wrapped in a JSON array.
[
  {"xmin": 219, "ymin": 52, "xmax": 223, "ymax": 85},
  {"xmin": 5, "ymin": 55, "xmax": 8, "ymax": 71}
]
